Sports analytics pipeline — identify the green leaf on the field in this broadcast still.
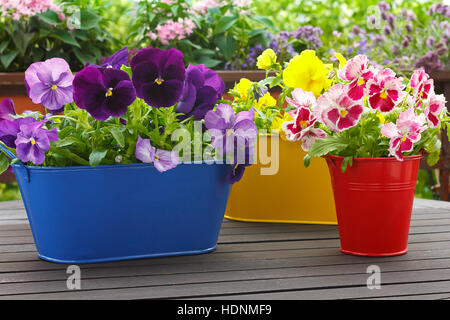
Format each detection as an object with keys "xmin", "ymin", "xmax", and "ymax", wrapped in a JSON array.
[
  {"xmin": 79, "ymin": 9, "xmax": 102, "ymax": 30},
  {"xmin": 38, "ymin": 10, "xmax": 61, "ymax": 25},
  {"xmin": 0, "ymin": 50, "xmax": 18, "ymax": 69},
  {"xmin": 195, "ymin": 57, "xmax": 222, "ymax": 68},
  {"xmin": 341, "ymin": 156, "xmax": 353, "ymax": 173},
  {"xmin": 73, "ymin": 48, "xmax": 94, "ymax": 65},
  {"xmin": 308, "ymin": 135, "xmax": 348, "ymax": 158},
  {"xmin": 12, "ymin": 32, "xmax": 33, "ymax": 56},
  {"xmin": 51, "ymin": 147, "xmax": 89, "ymax": 166},
  {"xmin": 250, "ymin": 16, "xmax": 277, "ymax": 31},
  {"xmin": 89, "ymin": 149, "xmax": 108, "ymax": 167},
  {"xmin": 215, "ymin": 34, "xmax": 237, "ymax": 61},
  {"xmin": 0, "ymin": 41, "xmax": 9, "ymax": 54},
  {"xmin": 108, "ymin": 127, "xmax": 125, "ymax": 148},
  {"xmin": 120, "ymin": 65, "xmax": 132, "ymax": 80},
  {"xmin": 303, "ymin": 154, "xmax": 311, "ymax": 168},
  {"xmin": 0, "ymin": 153, "xmax": 10, "ymax": 175},
  {"xmin": 179, "ymin": 39, "xmax": 202, "ymax": 50},
  {"xmin": 53, "ymin": 136, "xmax": 86, "ymax": 153},
  {"xmin": 258, "ymin": 77, "xmax": 276, "ymax": 87},
  {"xmin": 72, "ymin": 29, "xmax": 89, "ymax": 41},
  {"xmin": 249, "ymin": 28, "xmax": 267, "ymax": 39},
  {"xmin": 426, "ymin": 150, "xmax": 440, "ymax": 167},
  {"xmin": 51, "ymin": 29, "xmax": 80, "ymax": 47},
  {"xmin": 214, "ymin": 16, "xmax": 238, "ymax": 34}
]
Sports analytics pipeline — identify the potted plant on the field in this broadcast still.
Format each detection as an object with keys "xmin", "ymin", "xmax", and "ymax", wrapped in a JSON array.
[
  {"xmin": 279, "ymin": 53, "xmax": 449, "ymax": 256},
  {"xmin": 0, "ymin": 0, "xmax": 114, "ymax": 113},
  {"xmin": 224, "ymin": 49, "xmax": 337, "ymax": 224},
  {"xmin": 0, "ymin": 47, "xmax": 257, "ymax": 264}
]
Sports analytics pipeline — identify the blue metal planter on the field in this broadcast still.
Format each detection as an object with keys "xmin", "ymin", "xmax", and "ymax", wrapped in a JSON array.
[{"xmin": 11, "ymin": 161, "xmax": 232, "ymax": 264}]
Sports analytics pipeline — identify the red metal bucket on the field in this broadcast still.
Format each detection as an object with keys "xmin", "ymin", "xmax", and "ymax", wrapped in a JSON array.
[{"xmin": 325, "ymin": 154, "xmax": 422, "ymax": 257}]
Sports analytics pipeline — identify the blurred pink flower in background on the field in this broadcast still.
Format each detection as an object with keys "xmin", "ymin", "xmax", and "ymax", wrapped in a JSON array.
[
  {"xmin": 0, "ymin": 0, "xmax": 61, "ymax": 20},
  {"xmin": 151, "ymin": 18, "xmax": 196, "ymax": 45},
  {"xmin": 192, "ymin": 0, "xmax": 222, "ymax": 14}
]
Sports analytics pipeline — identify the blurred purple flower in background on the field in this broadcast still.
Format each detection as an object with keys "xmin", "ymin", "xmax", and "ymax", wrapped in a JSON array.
[
  {"xmin": 73, "ymin": 67, "xmax": 136, "ymax": 121},
  {"xmin": 242, "ymin": 25, "xmax": 323, "ymax": 70},
  {"xmin": 177, "ymin": 64, "xmax": 225, "ymax": 120},
  {"xmin": 25, "ymin": 58, "xmax": 74, "ymax": 111},
  {"xmin": 131, "ymin": 48, "xmax": 185, "ymax": 108},
  {"xmin": 415, "ymin": 51, "xmax": 444, "ymax": 73}
]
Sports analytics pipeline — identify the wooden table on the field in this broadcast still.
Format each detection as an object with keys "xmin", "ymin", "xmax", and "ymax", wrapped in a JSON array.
[{"xmin": 0, "ymin": 199, "xmax": 449, "ymax": 300}]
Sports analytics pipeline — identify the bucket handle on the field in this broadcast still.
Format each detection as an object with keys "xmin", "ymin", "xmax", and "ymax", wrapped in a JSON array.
[{"xmin": 0, "ymin": 143, "xmax": 30, "ymax": 183}]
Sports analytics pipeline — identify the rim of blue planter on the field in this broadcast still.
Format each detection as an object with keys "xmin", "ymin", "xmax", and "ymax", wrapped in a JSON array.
[{"xmin": 11, "ymin": 161, "xmax": 229, "ymax": 171}]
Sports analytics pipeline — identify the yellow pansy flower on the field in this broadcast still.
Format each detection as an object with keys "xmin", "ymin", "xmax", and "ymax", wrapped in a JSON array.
[
  {"xmin": 282, "ymin": 50, "xmax": 331, "ymax": 97},
  {"xmin": 271, "ymin": 113, "xmax": 293, "ymax": 140},
  {"xmin": 334, "ymin": 52, "xmax": 347, "ymax": 69},
  {"xmin": 234, "ymin": 78, "xmax": 252, "ymax": 100},
  {"xmin": 377, "ymin": 113, "xmax": 386, "ymax": 124},
  {"xmin": 255, "ymin": 92, "xmax": 277, "ymax": 110},
  {"xmin": 256, "ymin": 49, "xmax": 277, "ymax": 70}
]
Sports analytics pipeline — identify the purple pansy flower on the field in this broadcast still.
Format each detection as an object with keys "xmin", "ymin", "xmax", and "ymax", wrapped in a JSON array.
[
  {"xmin": 25, "ymin": 58, "xmax": 74, "ymax": 111},
  {"xmin": 135, "ymin": 136, "xmax": 179, "ymax": 172},
  {"xmin": 177, "ymin": 64, "xmax": 225, "ymax": 120},
  {"xmin": 94, "ymin": 47, "xmax": 130, "ymax": 69},
  {"xmin": 73, "ymin": 67, "xmax": 136, "ymax": 121},
  {"xmin": 0, "ymin": 98, "xmax": 15, "ymax": 122},
  {"xmin": 0, "ymin": 117, "xmax": 37, "ymax": 148},
  {"xmin": 130, "ymin": 48, "xmax": 186, "ymax": 108},
  {"xmin": 15, "ymin": 121, "xmax": 58, "ymax": 165},
  {"xmin": 0, "ymin": 99, "xmax": 37, "ymax": 148},
  {"xmin": 204, "ymin": 104, "xmax": 257, "ymax": 183}
]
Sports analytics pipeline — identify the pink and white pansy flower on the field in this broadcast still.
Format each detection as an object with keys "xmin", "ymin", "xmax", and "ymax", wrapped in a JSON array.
[
  {"xmin": 281, "ymin": 107, "xmax": 326, "ymax": 151},
  {"xmin": 424, "ymin": 94, "xmax": 446, "ymax": 128},
  {"xmin": 367, "ymin": 68, "xmax": 405, "ymax": 113},
  {"xmin": 337, "ymin": 54, "xmax": 374, "ymax": 101},
  {"xmin": 410, "ymin": 69, "xmax": 434, "ymax": 102},
  {"xmin": 317, "ymin": 84, "xmax": 364, "ymax": 132},
  {"xmin": 285, "ymin": 88, "xmax": 317, "ymax": 110},
  {"xmin": 381, "ymin": 108, "xmax": 426, "ymax": 161}
]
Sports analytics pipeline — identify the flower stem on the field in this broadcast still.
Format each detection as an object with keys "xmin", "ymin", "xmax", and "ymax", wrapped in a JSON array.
[{"xmin": 49, "ymin": 115, "xmax": 90, "ymax": 129}]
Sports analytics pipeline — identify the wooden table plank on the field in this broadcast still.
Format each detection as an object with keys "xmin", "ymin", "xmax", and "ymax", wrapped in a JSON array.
[{"xmin": 0, "ymin": 198, "xmax": 448, "ymax": 299}]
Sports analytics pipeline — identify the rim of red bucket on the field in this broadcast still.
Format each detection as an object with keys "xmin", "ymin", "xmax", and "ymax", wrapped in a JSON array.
[
  {"xmin": 11, "ymin": 161, "xmax": 231, "ymax": 171},
  {"xmin": 324, "ymin": 154, "xmax": 423, "ymax": 162}
]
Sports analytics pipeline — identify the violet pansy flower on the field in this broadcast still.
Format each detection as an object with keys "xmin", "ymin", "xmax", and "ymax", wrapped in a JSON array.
[
  {"xmin": 0, "ymin": 118, "xmax": 37, "ymax": 148},
  {"xmin": 135, "ymin": 136, "xmax": 179, "ymax": 172},
  {"xmin": 93, "ymin": 47, "xmax": 130, "ymax": 69},
  {"xmin": 15, "ymin": 121, "xmax": 58, "ymax": 165},
  {"xmin": 177, "ymin": 64, "xmax": 225, "ymax": 120},
  {"xmin": 0, "ymin": 98, "xmax": 15, "ymax": 122},
  {"xmin": 130, "ymin": 48, "xmax": 185, "ymax": 108},
  {"xmin": 73, "ymin": 67, "xmax": 136, "ymax": 121},
  {"xmin": 204, "ymin": 104, "xmax": 257, "ymax": 183},
  {"xmin": 25, "ymin": 58, "xmax": 74, "ymax": 111},
  {"xmin": 0, "ymin": 99, "xmax": 37, "ymax": 148}
]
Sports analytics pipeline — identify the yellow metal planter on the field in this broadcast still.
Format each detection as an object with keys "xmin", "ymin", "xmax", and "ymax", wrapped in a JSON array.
[{"xmin": 225, "ymin": 135, "xmax": 337, "ymax": 225}]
